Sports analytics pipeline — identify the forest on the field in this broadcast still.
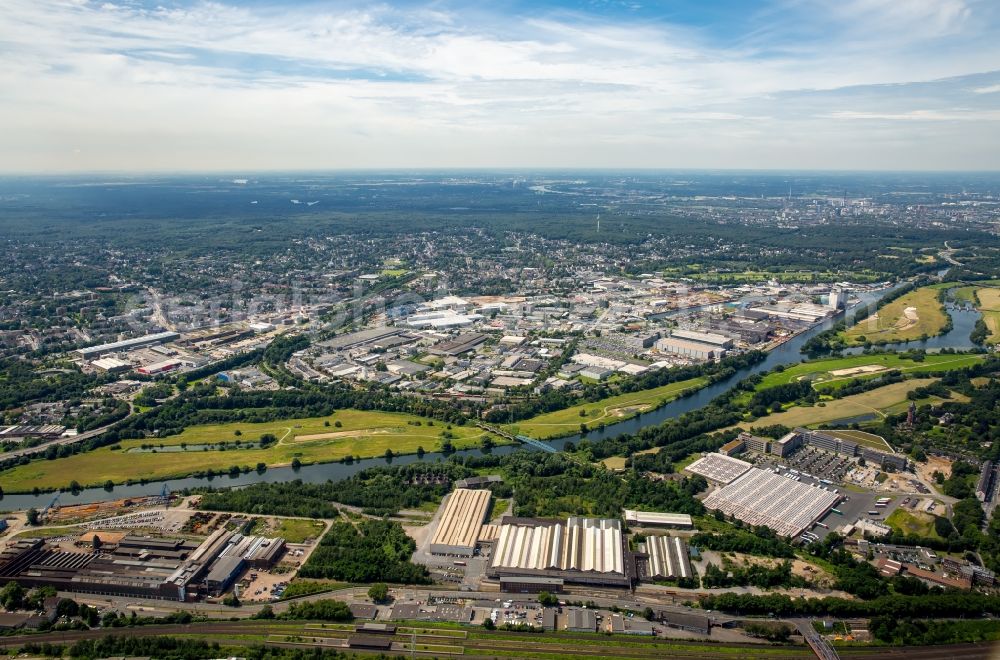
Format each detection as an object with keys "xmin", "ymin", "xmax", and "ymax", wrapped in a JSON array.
[
  {"xmin": 196, "ymin": 462, "xmax": 469, "ymax": 517},
  {"xmin": 297, "ymin": 519, "xmax": 430, "ymax": 584}
]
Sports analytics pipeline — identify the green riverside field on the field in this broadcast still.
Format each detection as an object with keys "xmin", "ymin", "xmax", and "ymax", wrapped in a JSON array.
[
  {"xmin": 842, "ymin": 286, "xmax": 948, "ymax": 345},
  {"xmin": 505, "ymin": 376, "xmax": 708, "ymax": 439},
  {"xmin": 0, "ymin": 409, "xmax": 490, "ymax": 493},
  {"xmin": 756, "ymin": 352, "xmax": 985, "ymax": 392}
]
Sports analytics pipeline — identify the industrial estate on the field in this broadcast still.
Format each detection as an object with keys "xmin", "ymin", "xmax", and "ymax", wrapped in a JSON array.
[{"xmin": 1, "ymin": 170, "xmax": 1000, "ymax": 660}]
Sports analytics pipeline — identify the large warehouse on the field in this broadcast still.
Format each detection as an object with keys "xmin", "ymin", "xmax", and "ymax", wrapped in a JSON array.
[
  {"xmin": 429, "ymin": 488, "xmax": 492, "ymax": 556},
  {"xmin": 640, "ymin": 535, "xmax": 692, "ymax": 581},
  {"xmin": 702, "ymin": 467, "xmax": 840, "ymax": 537},
  {"xmin": 75, "ymin": 331, "xmax": 180, "ymax": 359},
  {"xmin": 487, "ymin": 516, "xmax": 633, "ymax": 588},
  {"xmin": 623, "ymin": 510, "xmax": 693, "ymax": 529}
]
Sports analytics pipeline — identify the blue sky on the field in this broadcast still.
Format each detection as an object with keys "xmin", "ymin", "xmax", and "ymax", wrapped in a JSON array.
[{"xmin": 1, "ymin": 0, "xmax": 999, "ymax": 171}]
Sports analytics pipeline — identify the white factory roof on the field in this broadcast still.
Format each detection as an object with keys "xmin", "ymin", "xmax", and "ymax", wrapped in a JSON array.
[
  {"xmin": 571, "ymin": 353, "xmax": 627, "ymax": 370},
  {"xmin": 671, "ymin": 329, "xmax": 732, "ymax": 346},
  {"xmin": 406, "ymin": 312, "xmax": 483, "ymax": 329},
  {"xmin": 420, "ymin": 295, "xmax": 470, "ymax": 311},
  {"xmin": 702, "ymin": 467, "xmax": 840, "ymax": 537},
  {"xmin": 92, "ymin": 357, "xmax": 130, "ymax": 371},
  {"xmin": 623, "ymin": 510, "xmax": 693, "ymax": 528},
  {"xmin": 656, "ymin": 336, "xmax": 724, "ymax": 354},
  {"xmin": 75, "ymin": 331, "xmax": 180, "ymax": 357},
  {"xmin": 685, "ymin": 453, "xmax": 753, "ymax": 484},
  {"xmin": 490, "ymin": 517, "xmax": 624, "ymax": 575}
]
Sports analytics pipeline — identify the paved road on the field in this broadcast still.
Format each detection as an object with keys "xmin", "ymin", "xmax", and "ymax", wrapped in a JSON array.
[
  {"xmin": 0, "ymin": 421, "xmax": 120, "ymax": 462},
  {"xmin": 794, "ymin": 618, "xmax": 841, "ymax": 660}
]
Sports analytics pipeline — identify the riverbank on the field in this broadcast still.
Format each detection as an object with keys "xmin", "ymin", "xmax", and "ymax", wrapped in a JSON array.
[{"xmin": 0, "ymin": 409, "xmax": 498, "ymax": 494}]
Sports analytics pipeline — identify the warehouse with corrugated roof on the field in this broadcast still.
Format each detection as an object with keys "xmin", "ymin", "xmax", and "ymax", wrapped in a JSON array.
[
  {"xmin": 486, "ymin": 516, "xmax": 633, "ymax": 588},
  {"xmin": 429, "ymin": 488, "xmax": 492, "ymax": 556}
]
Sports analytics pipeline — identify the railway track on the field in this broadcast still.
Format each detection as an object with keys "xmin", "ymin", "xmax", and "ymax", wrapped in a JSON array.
[{"xmin": 0, "ymin": 620, "xmax": 995, "ymax": 660}]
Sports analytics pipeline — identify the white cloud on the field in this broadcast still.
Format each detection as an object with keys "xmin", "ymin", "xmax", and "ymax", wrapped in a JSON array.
[{"xmin": 0, "ymin": 0, "xmax": 998, "ymax": 170}]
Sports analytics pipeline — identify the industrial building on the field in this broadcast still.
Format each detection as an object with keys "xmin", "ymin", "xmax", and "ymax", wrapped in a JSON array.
[
  {"xmin": 623, "ymin": 510, "xmax": 693, "ymax": 529},
  {"xmin": 406, "ymin": 311, "xmax": 483, "ymax": 329},
  {"xmin": 639, "ymin": 535, "xmax": 692, "ymax": 581},
  {"xmin": 685, "ymin": 453, "xmax": 753, "ymax": 485},
  {"xmin": 654, "ymin": 336, "xmax": 726, "ymax": 360},
  {"xmin": 317, "ymin": 327, "xmax": 407, "ymax": 351},
  {"xmin": 75, "ymin": 331, "xmax": 180, "ymax": 359},
  {"xmin": 428, "ymin": 332, "xmax": 489, "ymax": 357},
  {"xmin": 429, "ymin": 488, "xmax": 492, "ymax": 556},
  {"xmin": 610, "ymin": 613, "xmax": 655, "ymax": 635},
  {"xmin": 702, "ymin": 467, "xmax": 840, "ymax": 537},
  {"xmin": 136, "ymin": 359, "xmax": 182, "ymax": 376},
  {"xmin": 487, "ymin": 517, "xmax": 633, "ymax": 588},
  {"xmin": 565, "ymin": 608, "xmax": 598, "ymax": 632},
  {"xmin": 655, "ymin": 611, "xmax": 711, "ymax": 635},
  {"xmin": 0, "ymin": 425, "xmax": 66, "ymax": 442},
  {"xmin": 670, "ymin": 329, "xmax": 734, "ymax": 348},
  {"xmin": 498, "ymin": 576, "xmax": 564, "ymax": 594},
  {"xmin": 91, "ymin": 357, "xmax": 130, "ymax": 373},
  {"xmin": 0, "ymin": 529, "xmax": 284, "ymax": 602}
]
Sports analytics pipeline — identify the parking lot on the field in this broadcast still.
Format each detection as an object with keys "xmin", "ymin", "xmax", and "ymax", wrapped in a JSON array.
[{"xmin": 774, "ymin": 445, "xmax": 854, "ymax": 484}]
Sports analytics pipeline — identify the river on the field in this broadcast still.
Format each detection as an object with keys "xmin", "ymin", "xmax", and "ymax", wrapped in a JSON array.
[{"xmin": 0, "ymin": 283, "xmax": 981, "ymax": 511}]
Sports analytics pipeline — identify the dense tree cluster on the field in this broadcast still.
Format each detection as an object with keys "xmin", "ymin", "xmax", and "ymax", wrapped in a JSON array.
[
  {"xmin": 700, "ymin": 591, "xmax": 1000, "ymax": 618},
  {"xmin": 281, "ymin": 599, "xmax": 355, "ymax": 621},
  {"xmin": 458, "ymin": 451, "xmax": 706, "ymax": 518},
  {"xmin": 0, "ymin": 358, "xmax": 111, "ymax": 412},
  {"xmin": 702, "ymin": 561, "xmax": 801, "ymax": 589},
  {"xmin": 197, "ymin": 463, "xmax": 468, "ymax": 517},
  {"xmin": 869, "ymin": 618, "xmax": 1000, "ymax": 645},
  {"xmin": 690, "ymin": 530, "xmax": 795, "ymax": 558},
  {"xmin": 298, "ymin": 520, "xmax": 430, "ymax": 584}
]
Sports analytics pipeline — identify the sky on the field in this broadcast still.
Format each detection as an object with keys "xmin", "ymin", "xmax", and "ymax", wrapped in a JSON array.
[{"xmin": 1, "ymin": 0, "xmax": 999, "ymax": 172}]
